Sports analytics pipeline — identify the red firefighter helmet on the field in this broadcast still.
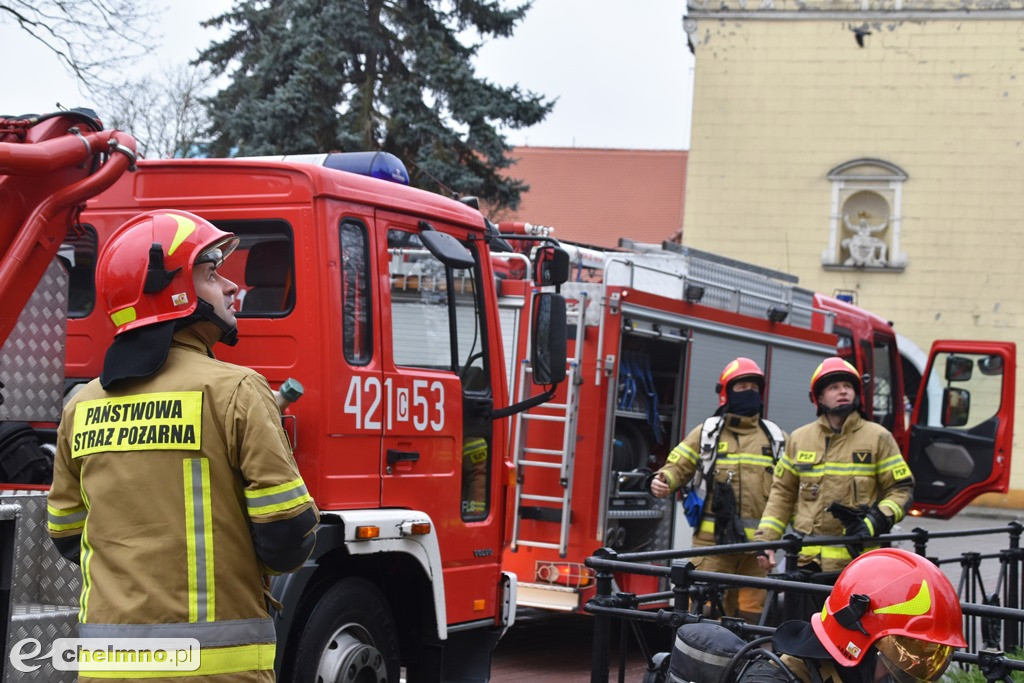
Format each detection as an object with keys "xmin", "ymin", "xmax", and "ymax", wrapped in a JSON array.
[
  {"xmin": 97, "ymin": 210, "xmax": 238, "ymax": 336},
  {"xmin": 715, "ymin": 357, "xmax": 765, "ymax": 406},
  {"xmin": 809, "ymin": 356, "xmax": 861, "ymax": 407},
  {"xmin": 811, "ymin": 548, "xmax": 965, "ymax": 680}
]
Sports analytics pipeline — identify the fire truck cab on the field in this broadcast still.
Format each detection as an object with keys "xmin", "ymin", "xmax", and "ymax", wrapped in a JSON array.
[{"xmin": 2, "ymin": 135, "xmax": 568, "ymax": 682}]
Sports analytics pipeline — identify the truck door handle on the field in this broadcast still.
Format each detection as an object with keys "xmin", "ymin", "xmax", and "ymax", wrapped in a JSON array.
[{"xmin": 386, "ymin": 449, "xmax": 420, "ymax": 466}]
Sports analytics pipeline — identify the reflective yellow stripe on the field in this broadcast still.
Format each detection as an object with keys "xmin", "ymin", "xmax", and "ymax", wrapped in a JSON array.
[
  {"xmin": 878, "ymin": 499, "xmax": 905, "ymax": 522},
  {"xmin": 716, "ymin": 453, "xmax": 775, "ymax": 467},
  {"xmin": 759, "ymin": 517, "xmax": 787, "ymax": 535},
  {"xmin": 802, "ymin": 544, "xmax": 879, "ymax": 560},
  {"xmin": 79, "ymin": 485, "xmax": 93, "ymax": 623},
  {"xmin": 245, "ymin": 478, "xmax": 312, "ymax": 515},
  {"xmin": 667, "ymin": 442, "xmax": 699, "ymax": 465},
  {"xmin": 47, "ymin": 503, "xmax": 88, "ymax": 532},
  {"xmin": 877, "ymin": 454, "xmax": 907, "ymax": 472},
  {"xmin": 184, "ymin": 459, "xmax": 215, "ymax": 623},
  {"xmin": 82, "ymin": 642, "xmax": 276, "ymax": 678},
  {"xmin": 699, "ymin": 520, "xmax": 758, "ymax": 538}
]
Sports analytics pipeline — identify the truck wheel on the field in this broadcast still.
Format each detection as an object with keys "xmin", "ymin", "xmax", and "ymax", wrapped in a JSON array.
[{"xmin": 291, "ymin": 577, "xmax": 400, "ymax": 683}]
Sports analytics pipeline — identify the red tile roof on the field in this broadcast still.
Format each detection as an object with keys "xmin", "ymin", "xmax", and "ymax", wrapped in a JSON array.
[{"xmin": 494, "ymin": 147, "xmax": 687, "ymax": 248}]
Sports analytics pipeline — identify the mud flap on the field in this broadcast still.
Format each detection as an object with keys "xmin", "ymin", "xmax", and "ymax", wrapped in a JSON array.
[{"xmin": 442, "ymin": 627, "xmax": 504, "ymax": 682}]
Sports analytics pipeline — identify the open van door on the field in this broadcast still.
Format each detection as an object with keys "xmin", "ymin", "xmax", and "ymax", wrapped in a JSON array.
[{"xmin": 907, "ymin": 341, "xmax": 1016, "ymax": 518}]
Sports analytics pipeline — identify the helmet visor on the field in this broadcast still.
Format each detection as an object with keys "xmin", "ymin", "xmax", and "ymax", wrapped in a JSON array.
[
  {"xmin": 876, "ymin": 635, "xmax": 954, "ymax": 683},
  {"xmin": 194, "ymin": 236, "xmax": 240, "ymax": 269}
]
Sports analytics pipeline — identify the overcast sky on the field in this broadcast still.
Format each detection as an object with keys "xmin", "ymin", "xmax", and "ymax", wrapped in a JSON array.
[{"xmin": 1, "ymin": 0, "xmax": 693, "ymax": 150}]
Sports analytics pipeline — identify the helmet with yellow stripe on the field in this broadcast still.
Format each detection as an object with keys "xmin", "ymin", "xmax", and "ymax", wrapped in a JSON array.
[
  {"xmin": 715, "ymin": 357, "xmax": 765, "ymax": 407},
  {"xmin": 97, "ymin": 210, "xmax": 238, "ymax": 336},
  {"xmin": 811, "ymin": 548, "xmax": 964, "ymax": 681}
]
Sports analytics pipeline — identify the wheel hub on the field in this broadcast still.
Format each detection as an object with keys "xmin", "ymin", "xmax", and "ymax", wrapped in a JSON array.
[{"xmin": 314, "ymin": 624, "xmax": 388, "ymax": 683}]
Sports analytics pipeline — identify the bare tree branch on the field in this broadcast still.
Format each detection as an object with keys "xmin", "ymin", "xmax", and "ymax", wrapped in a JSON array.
[
  {"xmin": 96, "ymin": 63, "xmax": 215, "ymax": 159},
  {"xmin": 1, "ymin": 0, "xmax": 158, "ymax": 88}
]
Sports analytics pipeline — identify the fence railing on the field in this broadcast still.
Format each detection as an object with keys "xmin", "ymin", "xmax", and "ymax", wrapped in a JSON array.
[{"xmin": 584, "ymin": 522, "xmax": 1024, "ymax": 683}]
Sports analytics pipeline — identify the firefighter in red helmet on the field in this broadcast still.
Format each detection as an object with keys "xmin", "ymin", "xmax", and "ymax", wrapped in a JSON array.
[
  {"xmin": 650, "ymin": 358, "xmax": 786, "ymax": 622},
  {"xmin": 737, "ymin": 548, "xmax": 965, "ymax": 683},
  {"xmin": 755, "ymin": 357, "xmax": 914, "ymax": 578},
  {"xmin": 47, "ymin": 210, "xmax": 318, "ymax": 681}
]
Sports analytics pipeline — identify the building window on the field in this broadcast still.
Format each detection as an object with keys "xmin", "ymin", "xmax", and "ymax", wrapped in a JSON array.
[{"xmin": 822, "ymin": 158, "xmax": 908, "ymax": 271}]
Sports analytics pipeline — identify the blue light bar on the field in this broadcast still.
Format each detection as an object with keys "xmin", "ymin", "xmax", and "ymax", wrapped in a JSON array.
[{"xmin": 323, "ymin": 151, "xmax": 410, "ymax": 185}]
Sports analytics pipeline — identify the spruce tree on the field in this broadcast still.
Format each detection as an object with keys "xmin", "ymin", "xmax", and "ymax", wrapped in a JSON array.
[{"xmin": 197, "ymin": 0, "xmax": 552, "ymax": 210}]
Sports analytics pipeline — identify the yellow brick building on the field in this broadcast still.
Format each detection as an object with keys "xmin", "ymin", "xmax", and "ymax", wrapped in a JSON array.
[{"xmin": 681, "ymin": 0, "xmax": 1024, "ymax": 499}]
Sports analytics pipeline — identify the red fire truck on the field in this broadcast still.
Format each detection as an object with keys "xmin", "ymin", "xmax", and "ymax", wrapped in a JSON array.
[
  {"xmin": 496, "ymin": 229, "xmax": 1016, "ymax": 612},
  {"xmin": 1, "ymin": 112, "xmax": 568, "ymax": 681}
]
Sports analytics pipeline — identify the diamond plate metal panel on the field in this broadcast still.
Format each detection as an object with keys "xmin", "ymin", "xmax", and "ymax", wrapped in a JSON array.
[
  {"xmin": 7, "ymin": 606, "xmax": 79, "ymax": 682},
  {"xmin": 0, "ymin": 259, "xmax": 68, "ymax": 423},
  {"xmin": 0, "ymin": 492, "xmax": 81, "ymax": 683}
]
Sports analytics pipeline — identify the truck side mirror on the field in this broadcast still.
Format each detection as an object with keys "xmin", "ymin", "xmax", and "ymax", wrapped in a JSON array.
[
  {"xmin": 941, "ymin": 387, "xmax": 971, "ymax": 427},
  {"xmin": 532, "ymin": 293, "xmax": 567, "ymax": 386},
  {"xmin": 418, "ymin": 222, "xmax": 475, "ymax": 269},
  {"xmin": 945, "ymin": 355, "xmax": 973, "ymax": 382},
  {"xmin": 536, "ymin": 246, "xmax": 569, "ymax": 287},
  {"xmin": 978, "ymin": 355, "xmax": 1004, "ymax": 376}
]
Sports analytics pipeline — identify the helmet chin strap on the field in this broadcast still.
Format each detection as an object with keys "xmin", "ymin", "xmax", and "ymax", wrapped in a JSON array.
[
  {"xmin": 178, "ymin": 299, "xmax": 239, "ymax": 346},
  {"xmin": 820, "ymin": 396, "xmax": 860, "ymax": 418}
]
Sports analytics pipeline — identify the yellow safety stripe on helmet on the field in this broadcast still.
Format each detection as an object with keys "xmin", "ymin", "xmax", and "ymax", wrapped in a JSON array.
[
  {"xmin": 874, "ymin": 580, "xmax": 931, "ymax": 616},
  {"xmin": 721, "ymin": 360, "xmax": 741, "ymax": 381},
  {"xmin": 110, "ymin": 307, "xmax": 137, "ymax": 328},
  {"xmin": 244, "ymin": 478, "xmax": 312, "ymax": 516},
  {"xmin": 759, "ymin": 517, "xmax": 787, "ymax": 535},
  {"xmin": 184, "ymin": 459, "xmax": 215, "ymax": 623},
  {"xmin": 81, "ymin": 642, "xmax": 276, "ymax": 678},
  {"xmin": 717, "ymin": 453, "xmax": 775, "ymax": 468},
  {"xmin": 878, "ymin": 499, "xmax": 905, "ymax": 522},
  {"xmin": 166, "ymin": 213, "xmax": 198, "ymax": 256},
  {"xmin": 666, "ymin": 442, "xmax": 699, "ymax": 466},
  {"xmin": 47, "ymin": 504, "xmax": 87, "ymax": 532},
  {"xmin": 71, "ymin": 391, "xmax": 204, "ymax": 458},
  {"xmin": 79, "ymin": 484, "xmax": 93, "ymax": 623}
]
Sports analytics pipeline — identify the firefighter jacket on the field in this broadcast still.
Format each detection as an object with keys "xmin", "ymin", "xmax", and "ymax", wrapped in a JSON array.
[
  {"xmin": 47, "ymin": 327, "xmax": 319, "ymax": 682},
  {"xmin": 755, "ymin": 412, "xmax": 913, "ymax": 571},
  {"xmin": 656, "ymin": 413, "xmax": 784, "ymax": 548}
]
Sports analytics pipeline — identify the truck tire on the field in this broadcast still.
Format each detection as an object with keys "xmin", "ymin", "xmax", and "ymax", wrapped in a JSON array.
[{"xmin": 290, "ymin": 577, "xmax": 400, "ymax": 683}]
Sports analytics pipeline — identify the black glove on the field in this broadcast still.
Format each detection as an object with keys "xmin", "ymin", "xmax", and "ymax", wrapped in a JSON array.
[
  {"xmin": 863, "ymin": 504, "xmax": 894, "ymax": 536},
  {"xmin": 827, "ymin": 502, "xmax": 892, "ymax": 537},
  {"xmin": 827, "ymin": 502, "xmax": 871, "ymax": 537}
]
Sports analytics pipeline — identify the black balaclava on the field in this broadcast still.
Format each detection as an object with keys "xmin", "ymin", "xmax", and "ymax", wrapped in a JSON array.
[{"xmin": 726, "ymin": 387, "xmax": 763, "ymax": 417}]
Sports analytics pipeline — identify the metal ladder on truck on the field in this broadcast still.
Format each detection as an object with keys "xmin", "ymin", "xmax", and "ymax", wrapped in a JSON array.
[{"xmin": 509, "ymin": 293, "xmax": 586, "ymax": 558}]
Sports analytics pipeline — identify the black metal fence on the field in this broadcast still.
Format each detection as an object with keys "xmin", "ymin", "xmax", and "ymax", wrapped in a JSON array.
[{"xmin": 585, "ymin": 522, "xmax": 1024, "ymax": 683}]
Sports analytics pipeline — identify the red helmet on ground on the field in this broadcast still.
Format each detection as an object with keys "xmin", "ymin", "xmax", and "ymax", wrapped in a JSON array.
[
  {"xmin": 809, "ymin": 356, "xmax": 861, "ymax": 407},
  {"xmin": 812, "ymin": 548, "xmax": 965, "ymax": 680},
  {"xmin": 715, "ymin": 357, "xmax": 765, "ymax": 406},
  {"xmin": 97, "ymin": 210, "xmax": 238, "ymax": 336}
]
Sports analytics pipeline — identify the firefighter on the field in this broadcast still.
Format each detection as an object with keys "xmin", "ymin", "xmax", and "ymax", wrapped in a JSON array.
[
  {"xmin": 462, "ymin": 436, "xmax": 489, "ymax": 516},
  {"xmin": 47, "ymin": 210, "xmax": 319, "ymax": 682},
  {"xmin": 736, "ymin": 548, "xmax": 965, "ymax": 683},
  {"xmin": 755, "ymin": 357, "xmax": 914, "ymax": 577},
  {"xmin": 650, "ymin": 358, "xmax": 786, "ymax": 622}
]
